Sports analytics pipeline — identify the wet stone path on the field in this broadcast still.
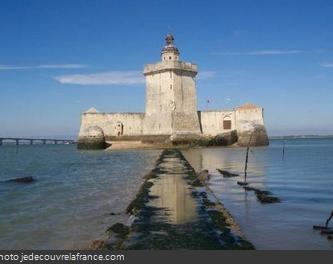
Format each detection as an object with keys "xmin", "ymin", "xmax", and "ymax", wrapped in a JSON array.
[{"xmin": 104, "ymin": 149, "xmax": 254, "ymax": 250}]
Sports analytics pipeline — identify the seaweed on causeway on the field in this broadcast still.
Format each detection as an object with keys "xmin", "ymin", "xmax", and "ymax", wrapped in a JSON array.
[{"xmin": 103, "ymin": 148, "xmax": 255, "ymax": 250}]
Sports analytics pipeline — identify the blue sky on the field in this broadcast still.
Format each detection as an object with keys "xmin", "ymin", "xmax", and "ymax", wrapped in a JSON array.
[{"xmin": 0, "ymin": 0, "xmax": 332, "ymax": 138}]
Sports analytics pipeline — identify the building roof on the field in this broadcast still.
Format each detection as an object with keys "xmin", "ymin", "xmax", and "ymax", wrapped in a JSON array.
[
  {"xmin": 161, "ymin": 34, "xmax": 180, "ymax": 55},
  {"xmin": 84, "ymin": 107, "xmax": 98, "ymax": 113}
]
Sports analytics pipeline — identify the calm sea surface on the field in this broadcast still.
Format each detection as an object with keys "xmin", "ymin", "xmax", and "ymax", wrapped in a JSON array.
[
  {"xmin": 1, "ymin": 139, "xmax": 333, "ymax": 249},
  {"xmin": 183, "ymin": 138, "xmax": 333, "ymax": 250},
  {"xmin": 0, "ymin": 145, "xmax": 160, "ymax": 249}
]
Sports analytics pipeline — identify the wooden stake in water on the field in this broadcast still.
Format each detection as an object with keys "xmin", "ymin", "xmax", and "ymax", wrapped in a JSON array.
[
  {"xmin": 325, "ymin": 210, "xmax": 333, "ymax": 228},
  {"xmin": 282, "ymin": 140, "xmax": 285, "ymax": 161},
  {"xmin": 244, "ymin": 146, "xmax": 250, "ymax": 183},
  {"xmin": 238, "ymin": 133, "xmax": 254, "ymax": 186},
  {"xmin": 244, "ymin": 133, "xmax": 253, "ymax": 184}
]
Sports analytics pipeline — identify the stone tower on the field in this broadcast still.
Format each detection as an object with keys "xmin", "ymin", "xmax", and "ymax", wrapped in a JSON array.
[{"xmin": 143, "ymin": 34, "xmax": 201, "ymax": 136}]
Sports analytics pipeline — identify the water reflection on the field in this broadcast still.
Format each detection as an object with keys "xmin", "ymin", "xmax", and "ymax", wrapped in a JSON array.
[
  {"xmin": 183, "ymin": 147, "xmax": 266, "ymax": 189},
  {"xmin": 126, "ymin": 150, "xmax": 227, "ymax": 250},
  {"xmin": 149, "ymin": 157, "xmax": 197, "ymax": 225},
  {"xmin": 183, "ymin": 141, "xmax": 333, "ymax": 250}
]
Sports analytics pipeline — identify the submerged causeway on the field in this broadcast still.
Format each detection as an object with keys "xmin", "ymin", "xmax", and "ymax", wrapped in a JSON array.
[{"xmin": 101, "ymin": 149, "xmax": 254, "ymax": 250}]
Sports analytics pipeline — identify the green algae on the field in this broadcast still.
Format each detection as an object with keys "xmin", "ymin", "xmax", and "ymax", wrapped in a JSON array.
[
  {"xmin": 126, "ymin": 180, "xmax": 154, "ymax": 214},
  {"xmin": 102, "ymin": 148, "xmax": 254, "ymax": 250},
  {"xmin": 243, "ymin": 186, "xmax": 280, "ymax": 204},
  {"xmin": 106, "ymin": 223, "xmax": 130, "ymax": 239}
]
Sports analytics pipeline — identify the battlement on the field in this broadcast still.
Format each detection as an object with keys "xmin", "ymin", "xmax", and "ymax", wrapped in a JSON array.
[{"xmin": 144, "ymin": 61, "xmax": 198, "ymax": 75}]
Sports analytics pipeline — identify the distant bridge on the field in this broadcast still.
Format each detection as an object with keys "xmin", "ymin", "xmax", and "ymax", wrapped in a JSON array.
[{"xmin": 0, "ymin": 137, "xmax": 76, "ymax": 146}]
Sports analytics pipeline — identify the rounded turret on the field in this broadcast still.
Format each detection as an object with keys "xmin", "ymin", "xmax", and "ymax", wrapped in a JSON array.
[
  {"xmin": 161, "ymin": 34, "xmax": 180, "ymax": 61},
  {"xmin": 77, "ymin": 125, "xmax": 108, "ymax": 149}
]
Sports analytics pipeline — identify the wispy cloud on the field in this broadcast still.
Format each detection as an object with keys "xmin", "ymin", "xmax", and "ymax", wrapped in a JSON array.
[
  {"xmin": 320, "ymin": 62, "xmax": 333, "ymax": 68},
  {"xmin": 0, "ymin": 64, "xmax": 88, "ymax": 70},
  {"xmin": 37, "ymin": 64, "xmax": 88, "ymax": 69},
  {"xmin": 197, "ymin": 71, "xmax": 216, "ymax": 80},
  {"xmin": 54, "ymin": 71, "xmax": 144, "ymax": 85},
  {"xmin": 214, "ymin": 50, "xmax": 304, "ymax": 56},
  {"xmin": 55, "ymin": 69, "xmax": 216, "ymax": 86}
]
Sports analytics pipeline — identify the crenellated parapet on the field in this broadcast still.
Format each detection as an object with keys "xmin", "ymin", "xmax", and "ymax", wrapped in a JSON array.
[{"xmin": 144, "ymin": 61, "xmax": 198, "ymax": 75}]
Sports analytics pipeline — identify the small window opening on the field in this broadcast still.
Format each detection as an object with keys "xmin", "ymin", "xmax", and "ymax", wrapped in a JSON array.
[{"xmin": 223, "ymin": 120, "xmax": 232, "ymax": 130}]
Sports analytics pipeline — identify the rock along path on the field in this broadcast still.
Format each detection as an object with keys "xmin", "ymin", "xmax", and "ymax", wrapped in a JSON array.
[{"xmin": 103, "ymin": 149, "xmax": 254, "ymax": 250}]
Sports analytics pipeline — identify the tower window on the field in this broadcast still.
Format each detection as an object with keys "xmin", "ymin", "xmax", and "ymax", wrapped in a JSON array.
[
  {"xmin": 169, "ymin": 56, "xmax": 172, "ymax": 60},
  {"xmin": 170, "ymin": 84, "xmax": 172, "ymax": 90}
]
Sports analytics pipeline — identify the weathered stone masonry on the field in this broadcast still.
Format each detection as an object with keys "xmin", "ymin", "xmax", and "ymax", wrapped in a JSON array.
[{"xmin": 78, "ymin": 34, "xmax": 268, "ymax": 149}]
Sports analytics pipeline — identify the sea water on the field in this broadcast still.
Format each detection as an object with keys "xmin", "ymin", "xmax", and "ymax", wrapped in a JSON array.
[
  {"xmin": 1, "ymin": 139, "xmax": 333, "ymax": 249},
  {"xmin": 183, "ymin": 138, "xmax": 333, "ymax": 250},
  {"xmin": 0, "ymin": 145, "xmax": 160, "ymax": 249}
]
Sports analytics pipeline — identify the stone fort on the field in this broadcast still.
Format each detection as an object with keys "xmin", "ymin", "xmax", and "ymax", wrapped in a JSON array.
[{"xmin": 78, "ymin": 34, "xmax": 268, "ymax": 149}]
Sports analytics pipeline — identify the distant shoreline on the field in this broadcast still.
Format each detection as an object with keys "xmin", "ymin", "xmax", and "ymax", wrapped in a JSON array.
[
  {"xmin": 269, "ymin": 135, "xmax": 333, "ymax": 140},
  {"xmin": 1, "ymin": 135, "xmax": 333, "ymax": 146}
]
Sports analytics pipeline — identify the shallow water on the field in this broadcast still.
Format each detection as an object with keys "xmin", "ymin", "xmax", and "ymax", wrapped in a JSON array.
[
  {"xmin": 125, "ymin": 149, "xmax": 231, "ymax": 250},
  {"xmin": 149, "ymin": 156, "xmax": 197, "ymax": 225},
  {"xmin": 1, "ymin": 139, "xmax": 333, "ymax": 250},
  {"xmin": 183, "ymin": 138, "xmax": 333, "ymax": 250},
  {"xmin": 0, "ymin": 145, "xmax": 160, "ymax": 249}
]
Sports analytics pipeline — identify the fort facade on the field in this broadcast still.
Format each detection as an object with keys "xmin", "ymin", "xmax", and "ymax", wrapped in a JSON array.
[{"xmin": 78, "ymin": 34, "xmax": 268, "ymax": 149}]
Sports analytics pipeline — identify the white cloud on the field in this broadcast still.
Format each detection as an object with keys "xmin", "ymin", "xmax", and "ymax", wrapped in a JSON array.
[
  {"xmin": 214, "ymin": 50, "xmax": 304, "ymax": 56},
  {"xmin": 37, "ymin": 64, "xmax": 88, "ymax": 69},
  {"xmin": 54, "ymin": 71, "xmax": 144, "ymax": 85},
  {"xmin": 0, "ymin": 64, "xmax": 88, "ymax": 70},
  {"xmin": 0, "ymin": 65, "xmax": 28, "ymax": 70},
  {"xmin": 320, "ymin": 62, "xmax": 333, "ymax": 68},
  {"xmin": 55, "ymin": 70, "xmax": 216, "ymax": 86}
]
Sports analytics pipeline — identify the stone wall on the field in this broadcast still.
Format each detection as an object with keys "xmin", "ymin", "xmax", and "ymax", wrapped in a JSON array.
[
  {"xmin": 79, "ymin": 112, "xmax": 144, "ymax": 139},
  {"xmin": 199, "ymin": 111, "xmax": 236, "ymax": 136},
  {"xmin": 77, "ymin": 35, "xmax": 269, "ymax": 149},
  {"xmin": 78, "ymin": 105, "xmax": 269, "ymax": 147},
  {"xmin": 143, "ymin": 60, "xmax": 200, "ymax": 135},
  {"xmin": 235, "ymin": 104, "xmax": 264, "ymax": 132},
  {"xmin": 234, "ymin": 104, "xmax": 269, "ymax": 146},
  {"xmin": 171, "ymin": 70, "xmax": 201, "ymax": 134},
  {"xmin": 143, "ymin": 70, "xmax": 173, "ymax": 135}
]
